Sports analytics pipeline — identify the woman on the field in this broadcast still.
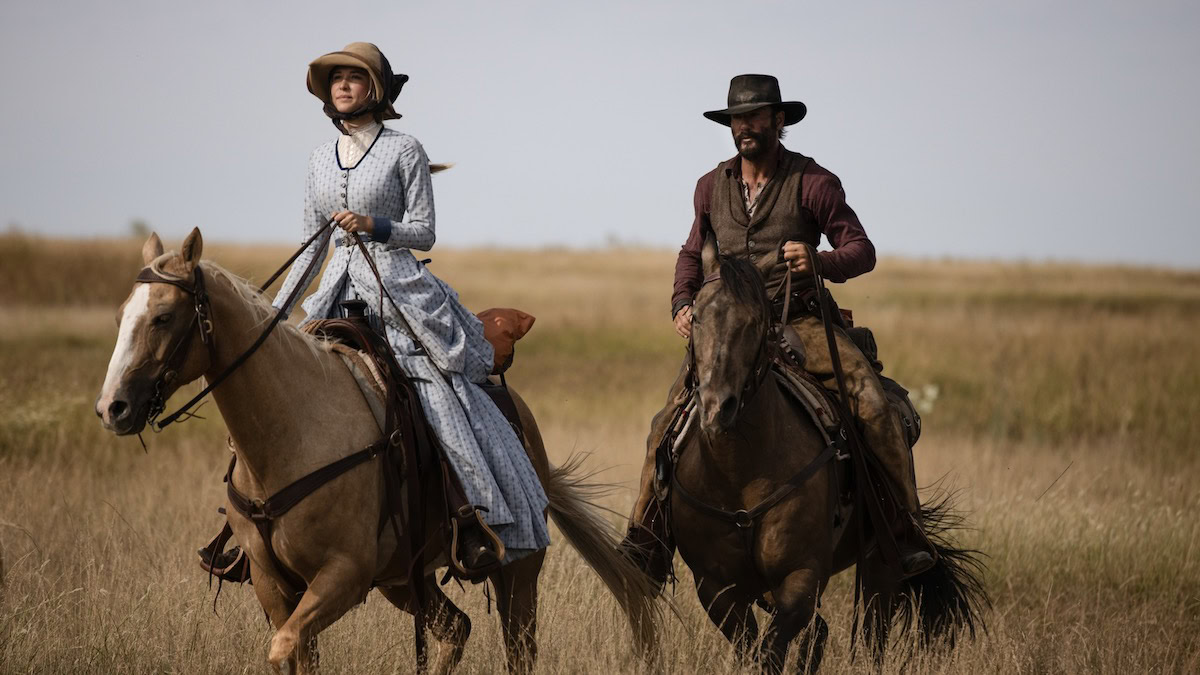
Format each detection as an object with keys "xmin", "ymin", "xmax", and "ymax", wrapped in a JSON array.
[{"xmin": 202, "ymin": 42, "xmax": 549, "ymax": 579}]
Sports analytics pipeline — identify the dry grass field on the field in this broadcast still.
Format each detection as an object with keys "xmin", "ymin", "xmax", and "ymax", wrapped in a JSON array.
[{"xmin": 0, "ymin": 233, "xmax": 1198, "ymax": 673}]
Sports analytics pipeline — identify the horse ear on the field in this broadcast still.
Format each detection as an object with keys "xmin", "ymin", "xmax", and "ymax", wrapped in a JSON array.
[
  {"xmin": 701, "ymin": 235, "xmax": 719, "ymax": 277},
  {"xmin": 141, "ymin": 233, "xmax": 164, "ymax": 264},
  {"xmin": 180, "ymin": 227, "xmax": 203, "ymax": 271}
]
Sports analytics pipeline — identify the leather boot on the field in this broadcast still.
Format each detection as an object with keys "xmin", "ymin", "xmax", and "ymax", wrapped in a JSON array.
[
  {"xmin": 618, "ymin": 499, "xmax": 672, "ymax": 593},
  {"xmin": 894, "ymin": 513, "xmax": 936, "ymax": 578}
]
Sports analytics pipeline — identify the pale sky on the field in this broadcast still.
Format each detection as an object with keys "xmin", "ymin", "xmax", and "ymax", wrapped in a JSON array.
[{"xmin": 2, "ymin": 0, "xmax": 1197, "ymax": 267}]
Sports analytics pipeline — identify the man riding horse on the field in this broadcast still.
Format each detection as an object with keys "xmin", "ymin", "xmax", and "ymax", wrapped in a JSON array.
[{"xmin": 621, "ymin": 74, "xmax": 935, "ymax": 584}]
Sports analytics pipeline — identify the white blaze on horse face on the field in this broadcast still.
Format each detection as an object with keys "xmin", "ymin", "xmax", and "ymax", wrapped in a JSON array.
[{"xmin": 98, "ymin": 284, "xmax": 152, "ymax": 413}]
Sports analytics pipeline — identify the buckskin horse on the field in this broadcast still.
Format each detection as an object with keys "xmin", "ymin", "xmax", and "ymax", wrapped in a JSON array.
[
  {"xmin": 95, "ymin": 230, "xmax": 657, "ymax": 674},
  {"xmin": 664, "ymin": 240, "xmax": 986, "ymax": 673}
]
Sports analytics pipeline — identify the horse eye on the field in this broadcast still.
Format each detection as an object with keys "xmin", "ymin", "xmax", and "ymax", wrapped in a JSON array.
[{"xmin": 153, "ymin": 313, "xmax": 173, "ymax": 325}]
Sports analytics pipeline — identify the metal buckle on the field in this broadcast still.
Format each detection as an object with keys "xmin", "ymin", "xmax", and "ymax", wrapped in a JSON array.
[
  {"xmin": 249, "ymin": 499, "xmax": 270, "ymax": 520},
  {"xmin": 732, "ymin": 509, "xmax": 754, "ymax": 529},
  {"xmin": 389, "ymin": 429, "xmax": 404, "ymax": 447}
]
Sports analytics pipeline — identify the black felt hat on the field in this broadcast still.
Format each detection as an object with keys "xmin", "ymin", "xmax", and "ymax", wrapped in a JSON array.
[{"xmin": 703, "ymin": 74, "xmax": 807, "ymax": 126}]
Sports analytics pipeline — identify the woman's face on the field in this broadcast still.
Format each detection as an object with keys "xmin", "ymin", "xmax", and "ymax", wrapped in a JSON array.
[{"xmin": 329, "ymin": 66, "xmax": 372, "ymax": 114}]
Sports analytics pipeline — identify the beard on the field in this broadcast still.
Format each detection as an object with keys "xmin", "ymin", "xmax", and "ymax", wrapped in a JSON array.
[{"xmin": 733, "ymin": 124, "xmax": 778, "ymax": 160}]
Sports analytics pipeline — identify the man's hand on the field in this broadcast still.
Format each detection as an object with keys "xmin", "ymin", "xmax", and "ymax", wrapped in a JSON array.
[
  {"xmin": 782, "ymin": 240, "xmax": 818, "ymax": 278},
  {"xmin": 332, "ymin": 210, "xmax": 374, "ymax": 236},
  {"xmin": 673, "ymin": 305, "xmax": 693, "ymax": 339}
]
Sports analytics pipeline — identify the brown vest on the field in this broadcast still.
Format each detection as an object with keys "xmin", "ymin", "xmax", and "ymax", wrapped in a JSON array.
[{"xmin": 710, "ymin": 149, "xmax": 815, "ymax": 297}]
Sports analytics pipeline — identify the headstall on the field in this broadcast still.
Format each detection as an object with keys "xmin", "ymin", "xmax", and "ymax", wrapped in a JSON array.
[
  {"xmin": 133, "ymin": 266, "xmax": 216, "ymax": 426},
  {"xmin": 691, "ymin": 270, "xmax": 775, "ymax": 416}
]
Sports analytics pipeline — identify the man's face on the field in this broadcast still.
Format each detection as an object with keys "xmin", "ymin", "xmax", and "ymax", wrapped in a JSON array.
[{"xmin": 730, "ymin": 107, "xmax": 783, "ymax": 160}]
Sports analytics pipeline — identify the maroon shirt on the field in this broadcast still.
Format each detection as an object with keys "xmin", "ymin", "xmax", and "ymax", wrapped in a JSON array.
[{"xmin": 671, "ymin": 148, "xmax": 876, "ymax": 317}]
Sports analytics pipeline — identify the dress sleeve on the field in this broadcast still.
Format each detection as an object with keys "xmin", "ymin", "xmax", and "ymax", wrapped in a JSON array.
[
  {"xmin": 385, "ymin": 138, "xmax": 437, "ymax": 251},
  {"xmin": 272, "ymin": 161, "xmax": 329, "ymax": 316}
]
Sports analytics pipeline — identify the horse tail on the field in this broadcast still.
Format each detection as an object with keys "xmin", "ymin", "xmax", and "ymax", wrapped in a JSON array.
[
  {"xmin": 545, "ymin": 454, "xmax": 659, "ymax": 654},
  {"xmin": 894, "ymin": 489, "xmax": 991, "ymax": 647}
]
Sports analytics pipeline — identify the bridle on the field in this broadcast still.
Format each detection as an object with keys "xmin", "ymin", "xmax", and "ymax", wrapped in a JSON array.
[
  {"xmin": 688, "ymin": 270, "xmax": 777, "ymax": 416},
  {"xmin": 133, "ymin": 221, "xmax": 336, "ymax": 431},
  {"xmin": 129, "ymin": 215, "xmax": 446, "ymax": 433},
  {"xmin": 133, "ymin": 265, "xmax": 216, "ymax": 426}
]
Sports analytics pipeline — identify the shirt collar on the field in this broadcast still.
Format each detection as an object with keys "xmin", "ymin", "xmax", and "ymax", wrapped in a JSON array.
[{"xmin": 341, "ymin": 120, "xmax": 382, "ymax": 143}]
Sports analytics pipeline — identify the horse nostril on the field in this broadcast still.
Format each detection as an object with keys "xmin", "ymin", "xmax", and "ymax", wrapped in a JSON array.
[
  {"xmin": 108, "ymin": 400, "xmax": 130, "ymax": 421},
  {"xmin": 718, "ymin": 396, "xmax": 738, "ymax": 426}
]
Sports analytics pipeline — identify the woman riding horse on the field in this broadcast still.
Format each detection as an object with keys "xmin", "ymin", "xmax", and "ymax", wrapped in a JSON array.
[{"xmin": 203, "ymin": 42, "xmax": 549, "ymax": 577}]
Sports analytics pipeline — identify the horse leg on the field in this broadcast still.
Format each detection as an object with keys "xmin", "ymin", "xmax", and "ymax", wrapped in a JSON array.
[
  {"xmin": 265, "ymin": 561, "xmax": 369, "ymax": 675},
  {"xmin": 377, "ymin": 581, "xmax": 472, "ymax": 675},
  {"xmin": 491, "ymin": 550, "xmax": 545, "ymax": 674},
  {"xmin": 762, "ymin": 570, "xmax": 827, "ymax": 674},
  {"xmin": 248, "ymin": 560, "xmax": 316, "ymax": 672},
  {"xmin": 695, "ymin": 578, "xmax": 758, "ymax": 664}
]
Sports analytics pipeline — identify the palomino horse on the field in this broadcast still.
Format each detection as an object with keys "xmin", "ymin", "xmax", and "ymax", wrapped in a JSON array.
[
  {"xmin": 667, "ymin": 241, "xmax": 985, "ymax": 673},
  {"xmin": 95, "ymin": 230, "xmax": 657, "ymax": 674}
]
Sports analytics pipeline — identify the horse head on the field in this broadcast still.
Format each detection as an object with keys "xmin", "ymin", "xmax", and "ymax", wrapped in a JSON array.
[
  {"xmin": 95, "ymin": 228, "xmax": 213, "ymax": 435},
  {"xmin": 690, "ymin": 237, "xmax": 773, "ymax": 435}
]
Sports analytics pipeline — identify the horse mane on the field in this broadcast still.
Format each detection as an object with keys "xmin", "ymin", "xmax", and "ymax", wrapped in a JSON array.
[
  {"xmin": 716, "ymin": 255, "xmax": 771, "ymax": 320},
  {"xmin": 199, "ymin": 260, "xmax": 325, "ymax": 349}
]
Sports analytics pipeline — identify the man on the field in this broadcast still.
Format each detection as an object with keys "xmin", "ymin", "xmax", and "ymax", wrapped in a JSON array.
[{"xmin": 621, "ymin": 74, "xmax": 934, "ymax": 587}]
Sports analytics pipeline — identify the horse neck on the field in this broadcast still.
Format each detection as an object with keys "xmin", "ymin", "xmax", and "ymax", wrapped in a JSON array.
[
  {"xmin": 694, "ymin": 374, "xmax": 791, "ymax": 485},
  {"xmin": 202, "ymin": 269, "xmax": 344, "ymax": 490}
]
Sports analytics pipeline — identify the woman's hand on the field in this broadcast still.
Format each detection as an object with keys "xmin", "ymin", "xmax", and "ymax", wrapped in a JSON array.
[{"xmin": 331, "ymin": 211, "xmax": 374, "ymax": 236}]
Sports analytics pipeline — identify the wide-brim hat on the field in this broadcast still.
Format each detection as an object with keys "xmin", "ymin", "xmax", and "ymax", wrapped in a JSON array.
[
  {"xmin": 703, "ymin": 74, "xmax": 806, "ymax": 127},
  {"xmin": 307, "ymin": 42, "xmax": 407, "ymax": 121}
]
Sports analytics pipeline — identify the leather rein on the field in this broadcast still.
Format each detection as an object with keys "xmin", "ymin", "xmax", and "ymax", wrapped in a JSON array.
[{"xmin": 135, "ymin": 221, "xmax": 336, "ymax": 431}]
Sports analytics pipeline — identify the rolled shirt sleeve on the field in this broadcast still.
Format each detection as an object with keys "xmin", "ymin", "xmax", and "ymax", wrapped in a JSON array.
[
  {"xmin": 806, "ymin": 169, "xmax": 876, "ymax": 283},
  {"xmin": 671, "ymin": 170, "xmax": 717, "ymax": 317}
]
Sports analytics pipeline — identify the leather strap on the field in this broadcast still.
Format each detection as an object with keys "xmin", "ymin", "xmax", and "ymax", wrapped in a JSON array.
[
  {"xmin": 143, "ymin": 221, "xmax": 335, "ymax": 430},
  {"xmin": 224, "ymin": 436, "xmax": 391, "ymax": 596},
  {"xmin": 671, "ymin": 441, "xmax": 837, "ymax": 529}
]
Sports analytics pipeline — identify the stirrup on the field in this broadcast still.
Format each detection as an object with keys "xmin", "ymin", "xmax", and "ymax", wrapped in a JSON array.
[
  {"xmin": 448, "ymin": 505, "xmax": 505, "ymax": 582},
  {"xmin": 197, "ymin": 522, "xmax": 252, "ymax": 584}
]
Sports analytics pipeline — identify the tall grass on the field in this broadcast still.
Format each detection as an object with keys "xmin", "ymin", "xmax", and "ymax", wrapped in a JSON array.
[{"xmin": 0, "ymin": 234, "xmax": 1197, "ymax": 672}]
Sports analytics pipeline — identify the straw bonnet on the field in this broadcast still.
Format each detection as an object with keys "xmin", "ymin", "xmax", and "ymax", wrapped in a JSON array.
[
  {"xmin": 306, "ymin": 42, "xmax": 408, "ymax": 121},
  {"xmin": 703, "ymin": 74, "xmax": 806, "ymax": 127}
]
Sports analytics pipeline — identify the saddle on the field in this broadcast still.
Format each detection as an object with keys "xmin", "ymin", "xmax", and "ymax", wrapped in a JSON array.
[
  {"xmin": 203, "ymin": 299, "xmax": 532, "ymax": 592},
  {"xmin": 301, "ymin": 301, "xmax": 526, "ymax": 581},
  {"xmin": 308, "ymin": 303, "xmax": 528, "ymax": 438}
]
